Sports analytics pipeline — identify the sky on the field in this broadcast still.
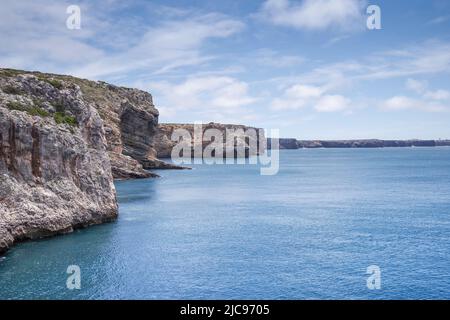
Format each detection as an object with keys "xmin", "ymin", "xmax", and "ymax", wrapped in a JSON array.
[{"xmin": 1, "ymin": 0, "xmax": 450, "ymax": 139}]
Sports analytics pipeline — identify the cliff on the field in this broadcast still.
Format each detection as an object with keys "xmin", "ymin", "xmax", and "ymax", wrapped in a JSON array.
[
  {"xmin": 154, "ymin": 123, "xmax": 266, "ymax": 159},
  {"xmin": 0, "ymin": 69, "xmax": 183, "ymax": 179},
  {"xmin": 0, "ymin": 68, "xmax": 190, "ymax": 253},
  {"xmin": 0, "ymin": 69, "xmax": 118, "ymax": 253},
  {"xmin": 269, "ymin": 138, "xmax": 450, "ymax": 149}
]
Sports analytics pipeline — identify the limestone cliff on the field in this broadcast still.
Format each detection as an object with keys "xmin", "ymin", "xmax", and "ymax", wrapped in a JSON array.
[
  {"xmin": 154, "ymin": 123, "xmax": 266, "ymax": 159},
  {"xmin": 0, "ymin": 68, "xmax": 185, "ymax": 253},
  {"xmin": 0, "ymin": 69, "xmax": 118, "ymax": 253}
]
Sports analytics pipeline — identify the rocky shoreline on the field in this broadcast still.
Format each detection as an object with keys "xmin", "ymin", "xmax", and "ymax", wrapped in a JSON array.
[
  {"xmin": 0, "ymin": 68, "xmax": 266, "ymax": 254},
  {"xmin": 269, "ymin": 138, "xmax": 450, "ymax": 149}
]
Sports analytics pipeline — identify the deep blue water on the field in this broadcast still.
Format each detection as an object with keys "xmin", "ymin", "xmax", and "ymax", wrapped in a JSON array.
[{"xmin": 1, "ymin": 148, "xmax": 450, "ymax": 299}]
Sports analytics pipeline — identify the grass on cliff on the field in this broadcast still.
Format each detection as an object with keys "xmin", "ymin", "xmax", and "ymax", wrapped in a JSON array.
[
  {"xmin": 6, "ymin": 101, "xmax": 77, "ymax": 127},
  {"xmin": 53, "ymin": 112, "xmax": 77, "ymax": 126},
  {"xmin": 6, "ymin": 101, "xmax": 50, "ymax": 117},
  {"xmin": 38, "ymin": 77, "xmax": 63, "ymax": 90},
  {"xmin": 51, "ymin": 102, "xmax": 78, "ymax": 126}
]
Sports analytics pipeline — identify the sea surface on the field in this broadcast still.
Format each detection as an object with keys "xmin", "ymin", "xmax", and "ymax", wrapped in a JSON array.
[{"xmin": 1, "ymin": 148, "xmax": 450, "ymax": 299}]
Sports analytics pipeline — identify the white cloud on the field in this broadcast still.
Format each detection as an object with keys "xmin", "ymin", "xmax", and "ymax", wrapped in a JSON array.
[
  {"xmin": 210, "ymin": 80, "xmax": 256, "ymax": 108},
  {"xmin": 405, "ymin": 78, "xmax": 427, "ymax": 94},
  {"xmin": 271, "ymin": 84, "xmax": 324, "ymax": 111},
  {"xmin": 266, "ymin": 41, "xmax": 450, "ymax": 99},
  {"xmin": 403, "ymin": 78, "xmax": 450, "ymax": 105},
  {"xmin": 286, "ymin": 84, "xmax": 324, "ymax": 99},
  {"xmin": 381, "ymin": 96, "xmax": 420, "ymax": 111},
  {"xmin": 315, "ymin": 95, "xmax": 351, "ymax": 112},
  {"xmin": 380, "ymin": 78, "xmax": 449, "ymax": 113},
  {"xmin": 258, "ymin": 0, "xmax": 365, "ymax": 31},
  {"xmin": 72, "ymin": 13, "xmax": 245, "ymax": 79},
  {"xmin": 380, "ymin": 96, "xmax": 447, "ymax": 112},
  {"xmin": 270, "ymin": 83, "xmax": 351, "ymax": 112},
  {"xmin": 0, "ymin": 1, "xmax": 245, "ymax": 80},
  {"xmin": 368, "ymin": 41, "xmax": 450, "ymax": 79},
  {"xmin": 424, "ymin": 89, "xmax": 450, "ymax": 101},
  {"xmin": 406, "ymin": 79, "xmax": 450, "ymax": 101},
  {"xmin": 143, "ymin": 76, "xmax": 258, "ymax": 121}
]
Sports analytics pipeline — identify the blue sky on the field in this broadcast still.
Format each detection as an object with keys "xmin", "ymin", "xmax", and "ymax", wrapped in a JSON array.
[{"xmin": 1, "ymin": 0, "xmax": 450, "ymax": 139}]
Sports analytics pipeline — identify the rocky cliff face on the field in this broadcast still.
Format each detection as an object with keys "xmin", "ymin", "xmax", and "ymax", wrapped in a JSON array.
[
  {"xmin": 77, "ymin": 81, "xmax": 163, "ymax": 176},
  {"xmin": 63, "ymin": 75, "xmax": 182, "ymax": 173},
  {"xmin": 0, "ymin": 69, "xmax": 118, "ymax": 254},
  {"xmin": 0, "ymin": 69, "xmax": 179, "ymax": 180},
  {"xmin": 154, "ymin": 123, "xmax": 266, "ymax": 159}
]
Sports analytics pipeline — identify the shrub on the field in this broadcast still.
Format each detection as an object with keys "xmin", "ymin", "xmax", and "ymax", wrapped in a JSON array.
[
  {"xmin": 47, "ymin": 79, "xmax": 63, "ymax": 89},
  {"xmin": 29, "ymin": 107, "xmax": 50, "ymax": 117},
  {"xmin": 54, "ymin": 112, "xmax": 77, "ymax": 126}
]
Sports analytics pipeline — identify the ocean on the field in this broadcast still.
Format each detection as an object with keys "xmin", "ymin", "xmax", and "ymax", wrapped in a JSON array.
[{"xmin": 1, "ymin": 148, "xmax": 450, "ymax": 299}]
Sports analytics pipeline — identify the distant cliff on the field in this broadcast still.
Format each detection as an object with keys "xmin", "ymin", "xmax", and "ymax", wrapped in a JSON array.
[
  {"xmin": 155, "ymin": 123, "xmax": 266, "ymax": 159},
  {"xmin": 268, "ymin": 138, "xmax": 450, "ymax": 149}
]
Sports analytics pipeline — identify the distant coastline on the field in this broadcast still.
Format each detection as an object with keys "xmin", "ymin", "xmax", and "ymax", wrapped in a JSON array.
[{"xmin": 268, "ymin": 138, "xmax": 450, "ymax": 149}]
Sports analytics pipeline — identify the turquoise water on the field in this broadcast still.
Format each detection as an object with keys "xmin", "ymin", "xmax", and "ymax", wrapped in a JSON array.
[{"xmin": 1, "ymin": 148, "xmax": 450, "ymax": 299}]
